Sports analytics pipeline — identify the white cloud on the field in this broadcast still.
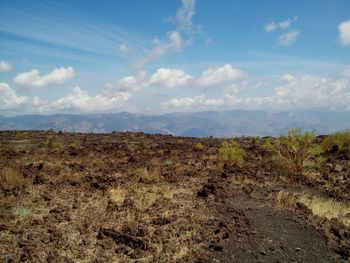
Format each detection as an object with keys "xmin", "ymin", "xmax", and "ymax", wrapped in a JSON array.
[
  {"xmin": 148, "ymin": 68, "xmax": 192, "ymax": 88},
  {"xmin": 0, "ymin": 83, "xmax": 28, "ymax": 109},
  {"xmin": 339, "ymin": 20, "xmax": 350, "ymax": 46},
  {"xmin": 106, "ymin": 65, "xmax": 245, "ymax": 92},
  {"xmin": 47, "ymin": 87, "xmax": 131, "ymax": 112},
  {"xmin": 13, "ymin": 66, "xmax": 75, "ymax": 89},
  {"xmin": 119, "ymin": 43, "xmax": 129, "ymax": 54},
  {"xmin": 163, "ymin": 95, "xmax": 224, "ymax": 108},
  {"xmin": 103, "ymin": 71, "xmax": 147, "ymax": 93},
  {"xmin": 225, "ymin": 74, "xmax": 350, "ymax": 110},
  {"xmin": 1, "ymin": 83, "xmax": 131, "ymax": 114},
  {"xmin": 274, "ymin": 74, "xmax": 350, "ymax": 108},
  {"xmin": 133, "ymin": 31, "xmax": 182, "ymax": 69},
  {"xmin": 265, "ymin": 22, "xmax": 278, "ymax": 32},
  {"xmin": 343, "ymin": 66, "xmax": 350, "ymax": 78},
  {"xmin": 265, "ymin": 17, "xmax": 298, "ymax": 32},
  {"xmin": 278, "ymin": 30, "xmax": 300, "ymax": 46},
  {"xmin": 133, "ymin": 0, "xmax": 199, "ymax": 69},
  {"xmin": 0, "ymin": 61, "xmax": 12, "ymax": 72},
  {"xmin": 196, "ymin": 64, "xmax": 244, "ymax": 87},
  {"xmin": 176, "ymin": 0, "xmax": 197, "ymax": 33},
  {"xmin": 281, "ymin": 73, "xmax": 295, "ymax": 81}
]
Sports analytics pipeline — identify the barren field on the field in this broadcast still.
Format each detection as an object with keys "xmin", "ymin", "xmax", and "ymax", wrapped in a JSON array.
[{"xmin": 0, "ymin": 131, "xmax": 349, "ymax": 262}]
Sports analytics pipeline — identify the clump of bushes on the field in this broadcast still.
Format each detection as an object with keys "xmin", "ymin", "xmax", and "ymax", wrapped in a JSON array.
[
  {"xmin": 264, "ymin": 129, "xmax": 320, "ymax": 177},
  {"xmin": 218, "ymin": 140, "xmax": 245, "ymax": 166},
  {"xmin": 43, "ymin": 135, "xmax": 63, "ymax": 148},
  {"xmin": 321, "ymin": 131, "xmax": 350, "ymax": 153}
]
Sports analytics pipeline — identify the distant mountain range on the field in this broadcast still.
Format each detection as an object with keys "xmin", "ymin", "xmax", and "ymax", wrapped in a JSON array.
[{"xmin": 0, "ymin": 110, "xmax": 349, "ymax": 137}]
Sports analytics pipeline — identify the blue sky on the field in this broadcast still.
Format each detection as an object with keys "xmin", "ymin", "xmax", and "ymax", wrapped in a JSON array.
[{"xmin": 0, "ymin": 0, "xmax": 350, "ymax": 115}]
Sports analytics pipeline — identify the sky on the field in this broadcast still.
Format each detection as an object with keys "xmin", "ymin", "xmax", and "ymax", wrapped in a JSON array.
[{"xmin": 0, "ymin": 0, "xmax": 350, "ymax": 116}]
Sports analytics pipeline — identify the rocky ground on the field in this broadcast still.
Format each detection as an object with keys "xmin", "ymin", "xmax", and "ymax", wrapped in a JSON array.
[{"xmin": 0, "ymin": 131, "xmax": 349, "ymax": 262}]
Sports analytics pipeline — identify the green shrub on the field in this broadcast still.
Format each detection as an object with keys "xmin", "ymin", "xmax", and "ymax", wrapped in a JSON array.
[
  {"xmin": 321, "ymin": 131, "xmax": 350, "ymax": 152},
  {"xmin": 177, "ymin": 139, "xmax": 185, "ymax": 145},
  {"xmin": 194, "ymin": 142, "xmax": 204, "ymax": 150},
  {"xmin": 44, "ymin": 135, "xmax": 63, "ymax": 148},
  {"xmin": 218, "ymin": 140, "xmax": 245, "ymax": 166},
  {"xmin": 264, "ymin": 129, "xmax": 319, "ymax": 177},
  {"xmin": 12, "ymin": 206, "xmax": 32, "ymax": 217}
]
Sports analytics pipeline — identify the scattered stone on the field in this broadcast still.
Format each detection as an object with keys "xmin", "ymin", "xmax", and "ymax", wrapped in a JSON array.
[
  {"xmin": 97, "ymin": 228, "xmax": 149, "ymax": 251},
  {"xmin": 209, "ymin": 242, "xmax": 223, "ymax": 251}
]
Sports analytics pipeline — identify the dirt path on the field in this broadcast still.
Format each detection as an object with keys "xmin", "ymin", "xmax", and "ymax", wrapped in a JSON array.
[{"xmin": 212, "ymin": 193, "xmax": 342, "ymax": 263}]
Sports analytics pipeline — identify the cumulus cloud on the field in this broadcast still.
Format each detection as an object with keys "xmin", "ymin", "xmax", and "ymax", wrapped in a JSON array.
[
  {"xmin": 274, "ymin": 74, "xmax": 350, "ymax": 108},
  {"xmin": 0, "ymin": 83, "xmax": 28, "ymax": 109},
  {"xmin": 163, "ymin": 95, "xmax": 224, "ymax": 108},
  {"xmin": 339, "ymin": 20, "xmax": 350, "ymax": 46},
  {"xmin": 46, "ymin": 87, "xmax": 131, "ymax": 112},
  {"xmin": 106, "ymin": 64, "xmax": 245, "ymax": 92},
  {"xmin": 148, "ymin": 68, "xmax": 192, "ymax": 88},
  {"xmin": 103, "ymin": 71, "xmax": 147, "ymax": 93},
  {"xmin": 0, "ymin": 83, "xmax": 131, "ymax": 114},
  {"xmin": 278, "ymin": 30, "xmax": 300, "ymax": 46},
  {"xmin": 281, "ymin": 73, "xmax": 295, "ymax": 81},
  {"xmin": 225, "ymin": 74, "xmax": 350, "ymax": 110},
  {"xmin": 196, "ymin": 64, "xmax": 244, "ymax": 87},
  {"xmin": 0, "ymin": 61, "xmax": 12, "ymax": 72},
  {"xmin": 265, "ymin": 17, "xmax": 298, "ymax": 32},
  {"xmin": 13, "ymin": 66, "xmax": 75, "ymax": 89}
]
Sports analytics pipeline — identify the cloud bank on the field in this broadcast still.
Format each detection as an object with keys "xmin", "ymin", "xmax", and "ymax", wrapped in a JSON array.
[{"xmin": 13, "ymin": 66, "xmax": 75, "ymax": 89}]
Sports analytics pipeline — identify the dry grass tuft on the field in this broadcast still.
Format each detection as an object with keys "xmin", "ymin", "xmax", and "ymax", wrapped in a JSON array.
[
  {"xmin": 133, "ymin": 159, "xmax": 162, "ymax": 183},
  {"xmin": 109, "ymin": 187, "xmax": 127, "ymax": 205},
  {"xmin": 0, "ymin": 167, "xmax": 30, "ymax": 189},
  {"xmin": 276, "ymin": 190, "xmax": 350, "ymax": 226}
]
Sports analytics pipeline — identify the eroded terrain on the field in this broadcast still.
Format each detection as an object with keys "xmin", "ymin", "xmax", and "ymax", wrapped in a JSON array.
[{"xmin": 0, "ymin": 131, "xmax": 349, "ymax": 262}]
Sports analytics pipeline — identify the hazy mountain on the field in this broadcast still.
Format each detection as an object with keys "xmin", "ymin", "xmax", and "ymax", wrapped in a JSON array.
[{"xmin": 0, "ymin": 110, "xmax": 349, "ymax": 137}]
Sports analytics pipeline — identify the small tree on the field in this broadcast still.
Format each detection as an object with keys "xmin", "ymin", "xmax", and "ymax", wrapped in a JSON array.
[
  {"xmin": 264, "ymin": 129, "xmax": 319, "ymax": 177},
  {"xmin": 218, "ymin": 140, "xmax": 245, "ymax": 166}
]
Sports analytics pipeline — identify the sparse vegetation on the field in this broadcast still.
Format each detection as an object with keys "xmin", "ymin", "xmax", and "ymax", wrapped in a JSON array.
[
  {"xmin": 0, "ymin": 130, "xmax": 349, "ymax": 261},
  {"xmin": 264, "ymin": 129, "xmax": 320, "ymax": 177},
  {"xmin": 194, "ymin": 142, "xmax": 204, "ymax": 150},
  {"xmin": 12, "ymin": 206, "xmax": 32, "ymax": 217},
  {"xmin": 218, "ymin": 139, "xmax": 245, "ymax": 166},
  {"xmin": 276, "ymin": 191, "xmax": 350, "ymax": 227},
  {"xmin": 43, "ymin": 135, "xmax": 63, "ymax": 148},
  {"xmin": 0, "ymin": 167, "xmax": 29, "ymax": 189},
  {"xmin": 321, "ymin": 131, "xmax": 350, "ymax": 153}
]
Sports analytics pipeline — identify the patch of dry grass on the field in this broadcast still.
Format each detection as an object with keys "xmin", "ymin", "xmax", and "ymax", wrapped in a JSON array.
[
  {"xmin": 0, "ymin": 167, "xmax": 30, "ymax": 189},
  {"xmin": 133, "ymin": 159, "xmax": 162, "ymax": 183},
  {"xmin": 109, "ymin": 187, "xmax": 127, "ymax": 205},
  {"xmin": 276, "ymin": 190, "xmax": 350, "ymax": 226}
]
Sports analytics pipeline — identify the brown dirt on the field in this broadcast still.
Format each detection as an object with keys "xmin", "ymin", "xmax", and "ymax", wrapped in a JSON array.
[{"xmin": 0, "ymin": 131, "xmax": 349, "ymax": 262}]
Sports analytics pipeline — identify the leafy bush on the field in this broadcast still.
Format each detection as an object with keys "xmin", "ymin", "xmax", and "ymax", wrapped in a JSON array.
[
  {"xmin": 264, "ymin": 129, "xmax": 319, "ymax": 177},
  {"xmin": 321, "ymin": 131, "xmax": 350, "ymax": 153},
  {"xmin": 218, "ymin": 140, "xmax": 245, "ymax": 166}
]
